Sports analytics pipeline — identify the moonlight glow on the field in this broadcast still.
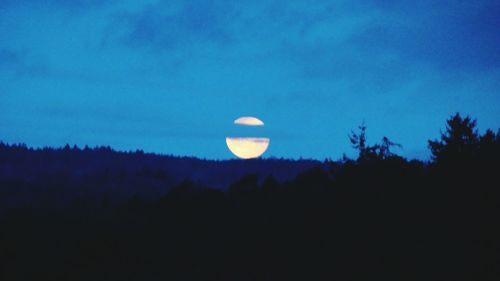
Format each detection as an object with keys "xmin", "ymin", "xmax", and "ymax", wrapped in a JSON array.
[
  {"xmin": 226, "ymin": 117, "xmax": 269, "ymax": 159},
  {"xmin": 226, "ymin": 137, "xmax": 270, "ymax": 159}
]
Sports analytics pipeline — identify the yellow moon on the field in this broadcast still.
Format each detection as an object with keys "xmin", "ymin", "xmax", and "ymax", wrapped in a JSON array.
[
  {"xmin": 226, "ymin": 137, "xmax": 270, "ymax": 159},
  {"xmin": 226, "ymin": 116, "xmax": 270, "ymax": 159}
]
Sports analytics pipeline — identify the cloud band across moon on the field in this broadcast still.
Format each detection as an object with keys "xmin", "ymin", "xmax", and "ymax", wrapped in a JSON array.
[{"xmin": 226, "ymin": 116, "xmax": 269, "ymax": 159}]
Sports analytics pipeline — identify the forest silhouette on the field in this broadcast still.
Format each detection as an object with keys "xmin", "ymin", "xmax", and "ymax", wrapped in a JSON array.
[{"xmin": 0, "ymin": 113, "xmax": 499, "ymax": 280}]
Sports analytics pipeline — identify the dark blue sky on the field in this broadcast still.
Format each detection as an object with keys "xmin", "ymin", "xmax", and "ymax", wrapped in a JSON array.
[{"xmin": 1, "ymin": 0, "xmax": 499, "ymax": 160}]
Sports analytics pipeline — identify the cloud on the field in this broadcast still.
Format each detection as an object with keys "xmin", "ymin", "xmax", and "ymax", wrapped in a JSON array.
[
  {"xmin": 113, "ymin": 1, "xmax": 236, "ymax": 52},
  {"xmin": 0, "ymin": 48, "xmax": 23, "ymax": 66},
  {"xmin": 0, "ymin": 0, "xmax": 110, "ymax": 12},
  {"xmin": 0, "ymin": 48, "xmax": 49, "ymax": 77},
  {"xmin": 352, "ymin": 0, "xmax": 500, "ymax": 70}
]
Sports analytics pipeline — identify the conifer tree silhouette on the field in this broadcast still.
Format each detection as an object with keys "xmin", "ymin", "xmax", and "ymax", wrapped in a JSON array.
[{"xmin": 428, "ymin": 113, "xmax": 480, "ymax": 162}]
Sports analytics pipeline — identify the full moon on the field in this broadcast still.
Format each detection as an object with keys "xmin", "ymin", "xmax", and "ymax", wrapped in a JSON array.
[{"xmin": 226, "ymin": 116, "xmax": 270, "ymax": 159}]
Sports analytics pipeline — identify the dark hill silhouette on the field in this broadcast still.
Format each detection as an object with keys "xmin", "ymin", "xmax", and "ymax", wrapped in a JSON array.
[
  {"xmin": 0, "ymin": 143, "xmax": 320, "ymax": 209},
  {"xmin": 0, "ymin": 113, "xmax": 498, "ymax": 280}
]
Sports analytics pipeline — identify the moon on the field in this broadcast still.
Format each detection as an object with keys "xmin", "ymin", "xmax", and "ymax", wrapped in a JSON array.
[
  {"xmin": 226, "ymin": 116, "xmax": 270, "ymax": 159},
  {"xmin": 233, "ymin": 116, "xmax": 264, "ymax": 126}
]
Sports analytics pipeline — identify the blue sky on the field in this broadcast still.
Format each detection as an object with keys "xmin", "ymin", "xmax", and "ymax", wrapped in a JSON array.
[{"xmin": 1, "ymin": 0, "xmax": 499, "ymax": 160}]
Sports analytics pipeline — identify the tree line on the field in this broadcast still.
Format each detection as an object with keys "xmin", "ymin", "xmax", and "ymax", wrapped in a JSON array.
[{"xmin": 0, "ymin": 113, "xmax": 498, "ymax": 280}]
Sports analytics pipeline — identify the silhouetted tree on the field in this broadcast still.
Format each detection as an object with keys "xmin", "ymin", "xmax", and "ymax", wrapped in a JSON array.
[
  {"xmin": 349, "ymin": 123, "xmax": 376, "ymax": 161},
  {"xmin": 261, "ymin": 175, "xmax": 279, "ymax": 193},
  {"xmin": 349, "ymin": 123, "xmax": 401, "ymax": 161},
  {"xmin": 377, "ymin": 136, "xmax": 402, "ymax": 160},
  {"xmin": 1, "ymin": 114, "xmax": 499, "ymax": 281},
  {"xmin": 229, "ymin": 174, "xmax": 258, "ymax": 190},
  {"xmin": 428, "ymin": 113, "xmax": 480, "ymax": 162}
]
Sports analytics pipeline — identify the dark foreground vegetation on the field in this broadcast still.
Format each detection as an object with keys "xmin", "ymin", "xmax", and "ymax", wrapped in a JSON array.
[{"xmin": 0, "ymin": 113, "xmax": 499, "ymax": 280}]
